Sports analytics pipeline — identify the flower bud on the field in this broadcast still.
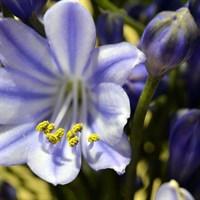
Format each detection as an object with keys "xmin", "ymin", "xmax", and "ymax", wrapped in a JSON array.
[
  {"xmin": 0, "ymin": 0, "xmax": 47, "ymax": 19},
  {"xmin": 154, "ymin": 180, "xmax": 194, "ymax": 200},
  {"xmin": 186, "ymin": 38, "xmax": 200, "ymax": 107},
  {"xmin": 140, "ymin": 8, "xmax": 199, "ymax": 78},
  {"xmin": 96, "ymin": 12, "xmax": 124, "ymax": 45},
  {"xmin": 168, "ymin": 109, "xmax": 200, "ymax": 199},
  {"xmin": 188, "ymin": 0, "xmax": 200, "ymax": 29}
]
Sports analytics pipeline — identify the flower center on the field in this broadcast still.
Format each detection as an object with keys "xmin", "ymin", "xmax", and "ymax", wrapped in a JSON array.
[
  {"xmin": 36, "ymin": 78, "xmax": 100, "ymax": 147},
  {"xmin": 36, "ymin": 121, "xmax": 100, "ymax": 146}
]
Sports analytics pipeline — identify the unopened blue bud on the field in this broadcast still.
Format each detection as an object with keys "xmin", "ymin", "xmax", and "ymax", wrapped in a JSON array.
[
  {"xmin": 140, "ymin": 8, "xmax": 199, "ymax": 78},
  {"xmin": 96, "ymin": 12, "xmax": 124, "ymax": 45},
  {"xmin": 189, "ymin": 0, "xmax": 200, "ymax": 29},
  {"xmin": 155, "ymin": 180, "xmax": 194, "ymax": 200},
  {"xmin": 0, "ymin": 0, "xmax": 47, "ymax": 19},
  {"xmin": 168, "ymin": 109, "xmax": 200, "ymax": 188},
  {"xmin": 186, "ymin": 38, "xmax": 200, "ymax": 107}
]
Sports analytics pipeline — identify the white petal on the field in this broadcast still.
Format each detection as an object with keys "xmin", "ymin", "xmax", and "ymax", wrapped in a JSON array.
[
  {"xmin": 0, "ymin": 68, "xmax": 57, "ymax": 124},
  {"xmin": 27, "ymin": 135, "xmax": 81, "ymax": 185},
  {"xmin": 86, "ymin": 42, "xmax": 146, "ymax": 86},
  {"xmin": 81, "ymin": 128, "xmax": 131, "ymax": 174},
  {"xmin": 44, "ymin": 0, "xmax": 96, "ymax": 76},
  {"xmin": 0, "ymin": 122, "xmax": 37, "ymax": 165},
  {"xmin": 0, "ymin": 18, "xmax": 61, "ymax": 82},
  {"xmin": 88, "ymin": 83, "xmax": 130, "ymax": 145}
]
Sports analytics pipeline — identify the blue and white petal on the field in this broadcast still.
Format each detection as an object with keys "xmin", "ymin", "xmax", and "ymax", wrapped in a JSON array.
[
  {"xmin": 0, "ymin": 18, "xmax": 61, "ymax": 82},
  {"xmin": 0, "ymin": 122, "xmax": 38, "ymax": 165},
  {"xmin": 86, "ymin": 42, "xmax": 146, "ymax": 86},
  {"xmin": 0, "ymin": 18, "xmax": 61, "ymax": 124},
  {"xmin": 27, "ymin": 135, "xmax": 81, "ymax": 185},
  {"xmin": 81, "ymin": 127, "xmax": 131, "ymax": 174},
  {"xmin": 0, "ymin": 68, "xmax": 57, "ymax": 124},
  {"xmin": 88, "ymin": 82, "xmax": 130, "ymax": 145},
  {"xmin": 44, "ymin": 0, "xmax": 96, "ymax": 76}
]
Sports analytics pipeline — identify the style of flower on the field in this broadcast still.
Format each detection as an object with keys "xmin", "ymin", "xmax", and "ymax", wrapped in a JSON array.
[{"xmin": 0, "ymin": 0, "xmax": 145, "ymax": 185}]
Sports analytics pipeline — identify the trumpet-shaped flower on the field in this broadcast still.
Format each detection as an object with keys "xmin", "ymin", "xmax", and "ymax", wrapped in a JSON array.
[{"xmin": 0, "ymin": 0, "xmax": 145, "ymax": 185}]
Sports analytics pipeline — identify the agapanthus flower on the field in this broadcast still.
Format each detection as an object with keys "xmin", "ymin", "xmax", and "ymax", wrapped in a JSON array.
[
  {"xmin": 0, "ymin": 0, "xmax": 47, "ymax": 19},
  {"xmin": 123, "ymin": 64, "xmax": 169, "ymax": 112},
  {"xmin": 0, "ymin": 0, "xmax": 145, "ymax": 185},
  {"xmin": 154, "ymin": 180, "xmax": 194, "ymax": 200}
]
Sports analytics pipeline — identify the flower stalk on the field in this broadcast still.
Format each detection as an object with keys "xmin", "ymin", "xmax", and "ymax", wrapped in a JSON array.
[
  {"xmin": 23, "ymin": 13, "xmax": 46, "ymax": 37},
  {"xmin": 123, "ymin": 74, "xmax": 161, "ymax": 200}
]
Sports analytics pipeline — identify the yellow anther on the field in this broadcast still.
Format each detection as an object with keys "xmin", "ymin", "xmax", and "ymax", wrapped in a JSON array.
[
  {"xmin": 55, "ymin": 128, "xmax": 65, "ymax": 140},
  {"xmin": 66, "ymin": 130, "xmax": 75, "ymax": 140},
  {"xmin": 88, "ymin": 134, "xmax": 100, "ymax": 143},
  {"xmin": 36, "ymin": 121, "xmax": 49, "ymax": 132},
  {"xmin": 46, "ymin": 133, "xmax": 59, "ymax": 144},
  {"xmin": 44, "ymin": 123, "xmax": 56, "ymax": 134},
  {"xmin": 69, "ymin": 136, "xmax": 80, "ymax": 147},
  {"xmin": 71, "ymin": 123, "xmax": 84, "ymax": 134}
]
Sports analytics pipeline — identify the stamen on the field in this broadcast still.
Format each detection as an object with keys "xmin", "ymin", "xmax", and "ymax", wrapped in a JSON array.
[
  {"xmin": 46, "ymin": 133, "xmax": 58, "ymax": 144},
  {"xmin": 66, "ymin": 130, "xmax": 74, "ymax": 140},
  {"xmin": 71, "ymin": 123, "xmax": 84, "ymax": 134},
  {"xmin": 55, "ymin": 128, "xmax": 65, "ymax": 140},
  {"xmin": 66, "ymin": 123, "xmax": 84, "ymax": 140},
  {"xmin": 88, "ymin": 134, "xmax": 100, "ymax": 142},
  {"xmin": 36, "ymin": 121, "xmax": 49, "ymax": 132},
  {"xmin": 44, "ymin": 123, "xmax": 56, "ymax": 134},
  {"xmin": 36, "ymin": 121, "xmax": 64, "ymax": 145},
  {"xmin": 69, "ymin": 136, "xmax": 80, "ymax": 147}
]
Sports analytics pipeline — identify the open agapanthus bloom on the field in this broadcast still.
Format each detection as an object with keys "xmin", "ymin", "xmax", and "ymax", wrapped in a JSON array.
[{"xmin": 0, "ymin": 0, "xmax": 145, "ymax": 185}]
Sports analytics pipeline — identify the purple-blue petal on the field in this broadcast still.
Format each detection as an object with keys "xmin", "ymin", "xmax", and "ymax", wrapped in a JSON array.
[
  {"xmin": 43, "ymin": 0, "xmax": 96, "ymax": 76},
  {"xmin": 81, "ymin": 127, "xmax": 131, "ymax": 174},
  {"xmin": 88, "ymin": 82, "xmax": 130, "ymax": 145},
  {"xmin": 86, "ymin": 42, "xmax": 146, "ymax": 86},
  {"xmin": 0, "ymin": 122, "xmax": 37, "ymax": 165},
  {"xmin": 27, "ymin": 135, "xmax": 81, "ymax": 185}
]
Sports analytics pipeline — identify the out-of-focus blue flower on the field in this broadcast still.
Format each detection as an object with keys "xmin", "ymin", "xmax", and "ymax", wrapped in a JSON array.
[
  {"xmin": 0, "ymin": 0, "xmax": 47, "ymax": 19},
  {"xmin": 186, "ymin": 38, "xmax": 200, "ymax": 108},
  {"xmin": 96, "ymin": 12, "xmax": 124, "ymax": 45},
  {"xmin": 188, "ymin": 0, "xmax": 200, "ymax": 29},
  {"xmin": 0, "ymin": 0, "xmax": 146, "ymax": 185},
  {"xmin": 125, "ymin": 0, "xmax": 182, "ymax": 24},
  {"xmin": 168, "ymin": 109, "xmax": 200, "ymax": 198},
  {"xmin": 154, "ymin": 180, "xmax": 194, "ymax": 200},
  {"xmin": 125, "ymin": 3, "xmax": 145, "ymax": 21},
  {"xmin": 123, "ymin": 64, "xmax": 169, "ymax": 112},
  {"xmin": 0, "ymin": 181, "xmax": 17, "ymax": 200},
  {"xmin": 140, "ymin": 7, "xmax": 199, "ymax": 78},
  {"xmin": 123, "ymin": 64, "xmax": 148, "ymax": 112}
]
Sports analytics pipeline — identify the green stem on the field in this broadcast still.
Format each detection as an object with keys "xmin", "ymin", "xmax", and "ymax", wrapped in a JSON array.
[
  {"xmin": 123, "ymin": 74, "xmax": 160, "ymax": 200},
  {"xmin": 1, "ymin": 3, "xmax": 14, "ymax": 18},
  {"xmin": 23, "ymin": 13, "xmax": 46, "ymax": 37},
  {"xmin": 94, "ymin": 0, "xmax": 145, "ymax": 35}
]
